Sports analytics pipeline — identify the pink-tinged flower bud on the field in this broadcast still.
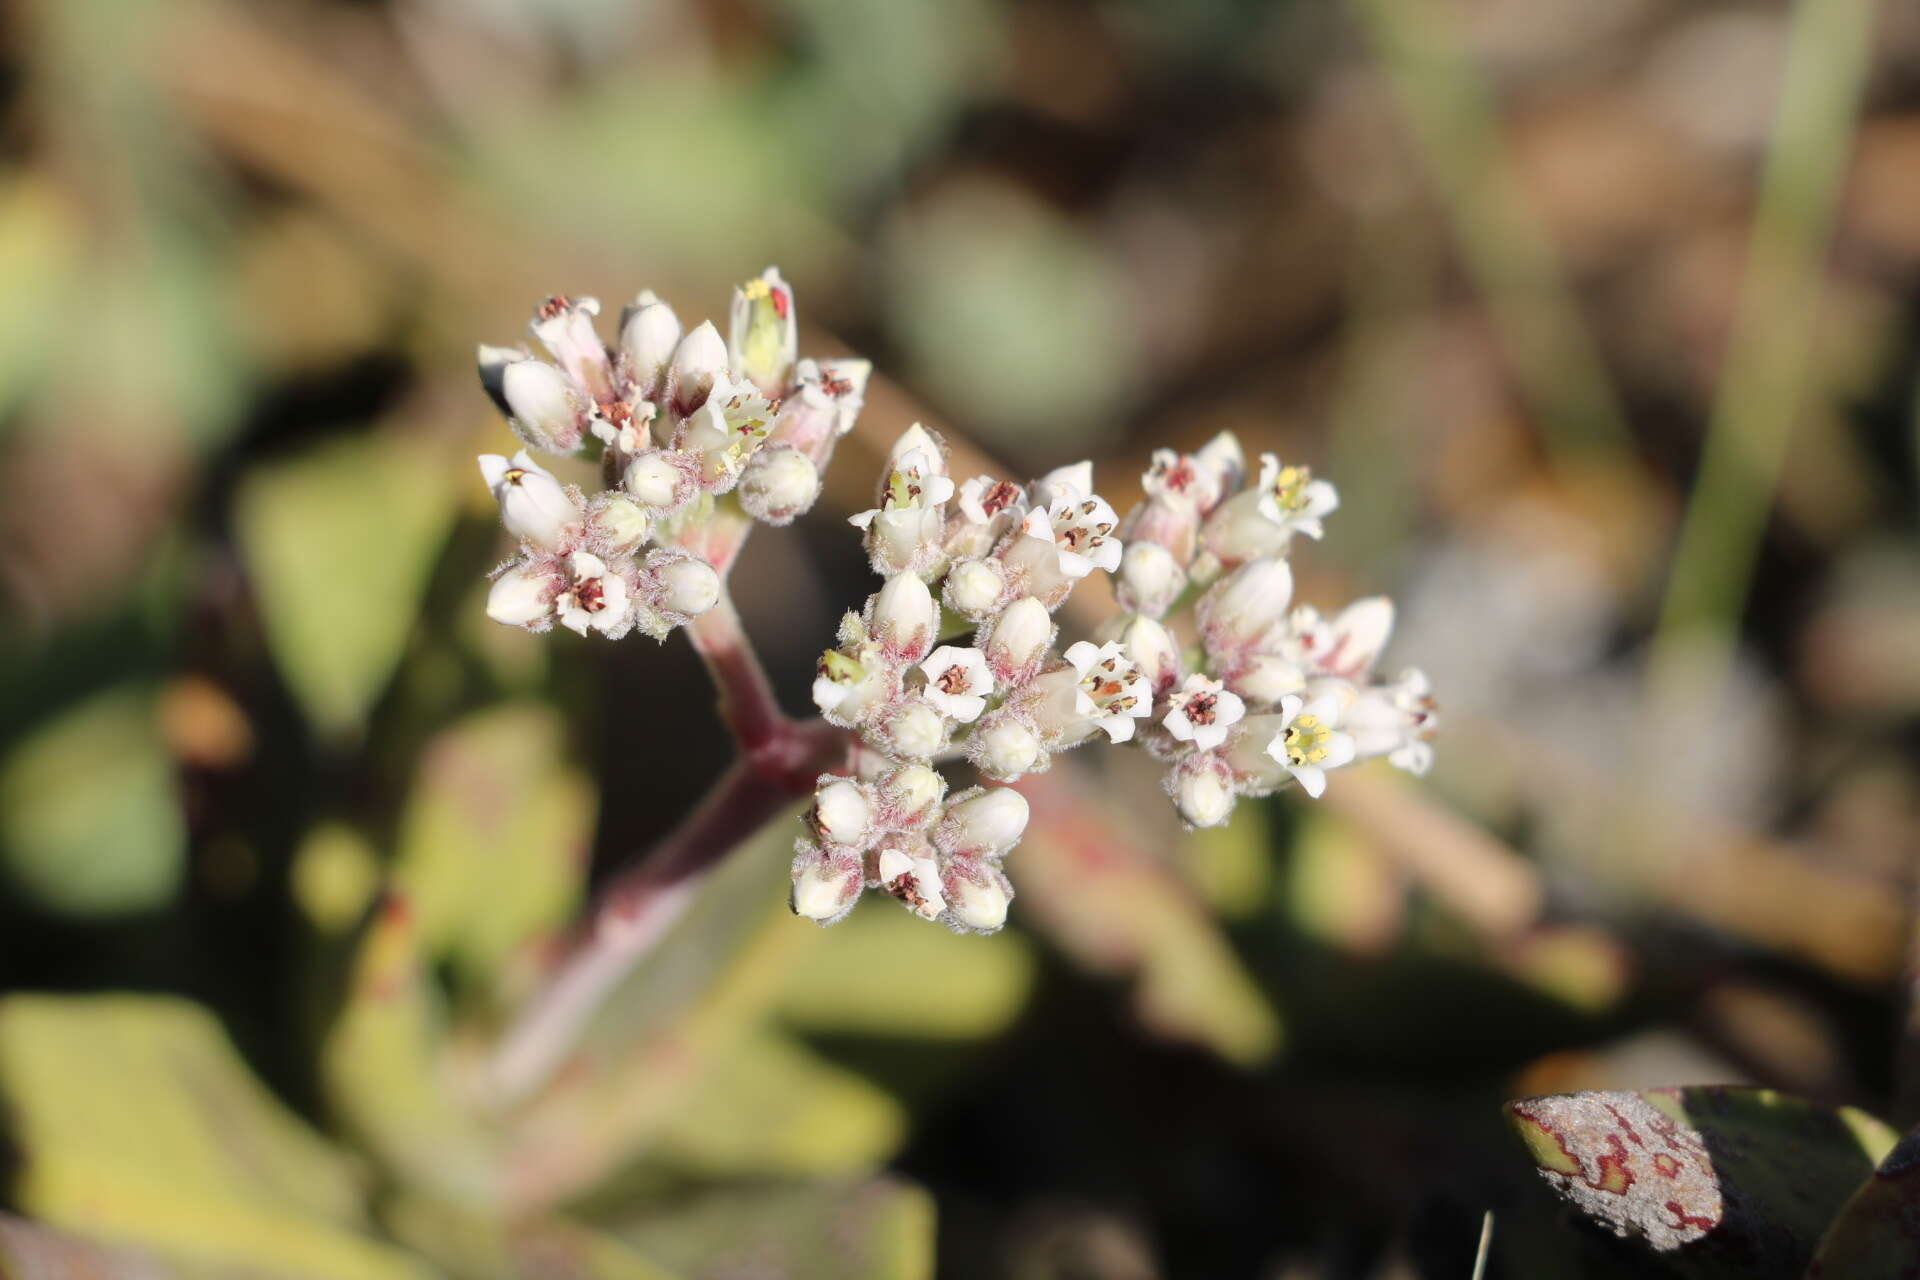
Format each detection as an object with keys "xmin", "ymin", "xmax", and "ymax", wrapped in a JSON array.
[
  {"xmin": 623, "ymin": 449, "xmax": 698, "ymax": 511},
  {"xmin": 486, "ymin": 562, "xmax": 558, "ymax": 628},
  {"xmin": 943, "ymin": 558, "xmax": 1006, "ymax": 620},
  {"xmin": 878, "ymin": 846, "xmax": 946, "ymax": 920},
  {"xmin": 1116, "ymin": 540, "xmax": 1187, "ymax": 618},
  {"xmin": 1169, "ymin": 754, "xmax": 1236, "ymax": 828},
  {"xmin": 936, "ymin": 786, "xmax": 1029, "ymax": 859},
  {"xmin": 1200, "ymin": 490, "xmax": 1288, "ymax": 566},
  {"xmin": 945, "ymin": 862, "xmax": 1014, "ymax": 933},
  {"xmin": 728, "ymin": 266, "xmax": 797, "ymax": 396},
  {"xmin": 1116, "ymin": 615, "xmax": 1184, "ymax": 700},
  {"xmin": 868, "ymin": 572, "xmax": 937, "ymax": 663},
  {"xmin": 879, "ymin": 701, "xmax": 947, "ymax": 760},
  {"xmin": 982, "ymin": 597, "xmax": 1054, "ymax": 687},
  {"xmin": 618, "ymin": 291, "xmax": 682, "ymax": 403},
  {"xmin": 530, "ymin": 295, "xmax": 613, "ymax": 401},
  {"xmin": 791, "ymin": 843, "xmax": 863, "ymax": 924},
  {"xmin": 1192, "ymin": 431, "xmax": 1247, "ymax": 508},
  {"xmin": 654, "ymin": 553, "xmax": 720, "ymax": 618},
  {"xmin": 501, "ymin": 359, "xmax": 586, "ymax": 454},
  {"xmin": 666, "ymin": 320, "xmax": 728, "ymax": 419},
  {"xmin": 878, "ymin": 764, "xmax": 945, "ymax": 829},
  {"xmin": 1197, "ymin": 557, "xmax": 1293, "ymax": 653},
  {"xmin": 738, "ymin": 446, "xmax": 820, "ymax": 525},
  {"xmin": 479, "ymin": 451, "xmax": 583, "ymax": 551},
  {"xmin": 968, "ymin": 712, "xmax": 1047, "ymax": 781},
  {"xmin": 918, "ymin": 645, "xmax": 993, "ymax": 723},
  {"xmin": 1297, "ymin": 597, "xmax": 1395, "ymax": 682},
  {"xmin": 1232, "ymin": 651, "xmax": 1306, "ymax": 705},
  {"xmin": 810, "ymin": 777, "xmax": 873, "ymax": 848},
  {"xmin": 587, "ymin": 494, "xmax": 651, "ymax": 553}
]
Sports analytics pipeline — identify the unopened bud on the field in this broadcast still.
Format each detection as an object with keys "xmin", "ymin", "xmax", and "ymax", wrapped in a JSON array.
[
  {"xmin": 1117, "ymin": 614, "xmax": 1183, "ymax": 699},
  {"xmin": 1233, "ymin": 651, "xmax": 1305, "ymax": 705},
  {"xmin": 589, "ymin": 494, "xmax": 652, "ymax": 553},
  {"xmin": 811, "ymin": 778, "xmax": 873, "ymax": 847},
  {"xmin": 1116, "ymin": 540, "xmax": 1187, "ymax": 618},
  {"xmin": 729, "ymin": 267, "xmax": 797, "ymax": 396},
  {"xmin": 1201, "ymin": 490, "xmax": 1288, "ymax": 566},
  {"xmin": 881, "ymin": 701, "xmax": 947, "ymax": 759},
  {"xmin": 982, "ymin": 596, "xmax": 1054, "ymax": 686},
  {"xmin": 879, "ymin": 764, "xmax": 946, "ymax": 828},
  {"xmin": 624, "ymin": 450, "xmax": 694, "ymax": 510},
  {"xmin": 938, "ymin": 787, "xmax": 1029, "ymax": 859},
  {"xmin": 618, "ymin": 291, "xmax": 682, "ymax": 402},
  {"xmin": 869, "ymin": 573, "xmax": 936, "ymax": 663},
  {"xmin": 946, "ymin": 866, "xmax": 1013, "ymax": 933},
  {"xmin": 1192, "ymin": 431, "xmax": 1247, "ymax": 505},
  {"xmin": 502, "ymin": 359, "xmax": 584, "ymax": 454},
  {"xmin": 1171, "ymin": 755, "xmax": 1236, "ymax": 829},
  {"xmin": 486, "ymin": 563, "xmax": 556, "ymax": 627},
  {"xmin": 666, "ymin": 320, "xmax": 728, "ymax": 419},
  {"xmin": 943, "ymin": 558, "xmax": 1005, "ymax": 619},
  {"xmin": 738, "ymin": 446, "xmax": 820, "ymax": 525},
  {"xmin": 655, "ymin": 554, "xmax": 720, "ymax": 618},
  {"xmin": 479, "ymin": 451, "xmax": 583, "ymax": 550},
  {"xmin": 1197, "ymin": 557, "xmax": 1294, "ymax": 651},
  {"xmin": 969, "ymin": 713, "xmax": 1046, "ymax": 781},
  {"xmin": 791, "ymin": 845, "xmax": 862, "ymax": 924},
  {"xmin": 477, "ymin": 343, "xmax": 527, "ymax": 417}
]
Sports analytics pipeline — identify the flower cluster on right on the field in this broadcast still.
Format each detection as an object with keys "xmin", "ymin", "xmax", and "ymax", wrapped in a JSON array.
[{"xmin": 793, "ymin": 425, "xmax": 1437, "ymax": 935}]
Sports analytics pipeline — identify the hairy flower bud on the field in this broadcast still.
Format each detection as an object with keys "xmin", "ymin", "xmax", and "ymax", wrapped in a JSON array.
[
  {"xmin": 945, "ymin": 863, "xmax": 1014, "ymax": 934},
  {"xmin": 880, "ymin": 701, "xmax": 947, "ymax": 760},
  {"xmin": 588, "ymin": 494, "xmax": 651, "ymax": 553},
  {"xmin": 502, "ymin": 359, "xmax": 586, "ymax": 454},
  {"xmin": 868, "ymin": 572, "xmax": 937, "ymax": 663},
  {"xmin": 486, "ymin": 562, "xmax": 558, "ymax": 628},
  {"xmin": 810, "ymin": 777, "xmax": 873, "ymax": 848},
  {"xmin": 623, "ymin": 450, "xmax": 698, "ymax": 511},
  {"xmin": 654, "ymin": 553, "xmax": 720, "ymax": 618},
  {"xmin": 1170, "ymin": 753, "xmax": 1236, "ymax": 828},
  {"xmin": 791, "ymin": 843, "xmax": 863, "ymax": 924},
  {"xmin": 937, "ymin": 787, "xmax": 1029, "ymax": 859},
  {"xmin": 1116, "ymin": 540, "xmax": 1187, "ymax": 618},
  {"xmin": 666, "ymin": 320, "xmax": 728, "ymax": 419},
  {"xmin": 477, "ymin": 343, "xmax": 528, "ymax": 417},
  {"xmin": 1197, "ymin": 557, "xmax": 1294, "ymax": 652},
  {"xmin": 878, "ymin": 764, "xmax": 945, "ymax": 828},
  {"xmin": 618, "ymin": 291, "xmax": 682, "ymax": 403},
  {"xmin": 738, "ymin": 446, "xmax": 820, "ymax": 525},
  {"xmin": 982, "ymin": 597, "xmax": 1054, "ymax": 687},
  {"xmin": 968, "ymin": 712, "xmax": 1047, "ymax": 781},
  {"xmin": 479, "ymin": 451, "xmax": 584, "ymax": 550},
  {"xmin": 943, "ymin": 557, "xmax": 1006, "ymax": 620}
]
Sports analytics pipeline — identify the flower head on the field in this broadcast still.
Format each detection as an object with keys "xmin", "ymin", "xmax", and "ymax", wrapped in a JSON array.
[
  {"xmin": 918, "ymin": 646, "xmax": 993, "ymax": 724},
  {"xmin": 1163, "ymin": 674, "xmax": 1246, "ymax": 752},
  {"xmin": 1264, "ymin": 693, "xmax": 1357, "ymax": 798}
]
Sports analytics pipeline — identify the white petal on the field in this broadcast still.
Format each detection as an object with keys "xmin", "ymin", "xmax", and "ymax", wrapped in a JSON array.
[{"xmin": 1290, "ymin": 764, "xmax": 1326, "ymax": 798}]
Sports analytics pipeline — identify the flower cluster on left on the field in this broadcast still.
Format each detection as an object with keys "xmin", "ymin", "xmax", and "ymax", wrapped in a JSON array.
[{"xmin": 477, "ymin": 269, "xmax": 870, "ymax": 639}]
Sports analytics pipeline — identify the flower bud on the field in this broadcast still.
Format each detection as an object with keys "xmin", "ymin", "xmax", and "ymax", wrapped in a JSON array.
[
  {"xmin": 530, "ymin": 295, "xmax": 612, "ymax": 400},
  {"xmin": 982, "ymin": 596, "xmax": 1054, "ymax": 686},
  {"xmin": 655, "ymin": 554, "xmax": 720, "ymax": 618},
  {"xmin": 477, "ymin": 343, "xmax": 528, "ymax": 417},
  {"xmin": 618, "ymin": 291, "xmax": 682, "ymax": 403},
  {"xmin": 880, "ymin": 701, "xmax": 947, "ymax": 760},
  {"xmin": 588, "ymin": 494, "xmax": 651, "ymax": 553},
  {"xmin": 1116, "ymin": 540, "xmax": 1187, "ymax": 618},
  {"xmin": 479, "ymin": 451, "xmax": 583, "ymax": 550},
  {"xmin": 937, "ymin": 787, "xmax": 1029, "ymax": 859},
  {"xmin": 1231, "ymin": 652, "xmax": 1305, "ymax": 705},
  {"xmin": 810, "ymin": 778, "xmax": 873, "ymax": 848},
  {"xmin": 486, "ymin": 563, "xmax": 557, "ymax": 627},
  {"xmin": 869, "ymin": 573, "xmax": 936, "ymax": 663},
  {"xmin": 738, "ymin": 446, "xmax": 820, "ymax": 525},
  {"xmin": 623, "ymin": 450, "xmax": 696, "ymax": 510},
  {"xmin": 943, "ymin": 558, "xmax": 1006, "ymax": 619},
  {"xmin": 1192, "ymin": 431, "xmax": 1247, "ymax": 506},
  {"xmin": 791, "ymin": 845, "xmax": 863, "ymax": 924},
  {"xmin": 1201, "ymin": 489, "xmax": 1289, "ymax": 566},
  {"xmin": 969, "ymin": 713, "xmax": 1046, "ymax": 781},
  {"xmin": 883, "ymin": 424, "xmax": 948, "ymax": 488},
  {"xmin": 1197, "ymin": 557, "xmax": 1293, "ymax": 652},
  {"xmin": 878, "ymin": 847, "xmax": 945, "ymax": 920},
  {"xmin": 946, "ymin": 865, "xmax": 1013, "ymax": 933},
  {"xmin": 666, "ymin": 320, "xmax": 728, "ymax": 419},
  {"xmin": 1117, "ymin": 614, "xmax": 1184, "ymax": 699},
  {"xmin": 878, "ymin": 764, "xmax": 946, "ymax": 828},
  {"xmin": 502, "ymin": 359, "xmax": 585, "ymax": 454},
  {"xmin": 1170, "ymin": 754, "xmax": 1236, "ymax": 829},
  {"xmin": 728, "ymin": 267, "xmax": 797, "ymax": 396}
]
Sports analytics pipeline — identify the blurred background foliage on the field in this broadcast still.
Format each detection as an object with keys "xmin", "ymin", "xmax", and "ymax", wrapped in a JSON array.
[{"xmin": 2, "ymin": 0, "xmax": 1920, "ymax": 1275}]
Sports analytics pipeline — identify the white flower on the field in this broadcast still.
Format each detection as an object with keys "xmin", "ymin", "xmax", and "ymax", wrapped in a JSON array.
[
  {"xmin": 1030, "ymin": 460, "xmax": 1093, "ymax": 507},
  {"xmin": 556, "ymin": 551, "xmax": 630, "ymax": 637},
  {"xmin": 1162, "ymin": 674, "xmax": 1246, "ymax": 751},
  {"xmin": 681, "ymin": 372, "xmax": 776, "ymax": 488},
  {"xmin": 1263, "ymin": 693, "xmax": 1357, "ymax": 799},
  {"xmin": 813, "ymin": 618, "xmax": 893, "ymax": 727},
  {"xmin": 1290, "ymin": 597, "xmax": 1395, "ymax": 682},
  {"xmin": 1062, "ymin": 640, "xmax": 1152, "ymax": 743},
  {"xmin": 1142, "ymin": 447, "xmax": 1223, "ymax": 513},
  {"xmin": 918, "ymin": 646, "xmax": 993, "ymax": 723},
  {"xmin": 958, "ymin": 475, "xmax": 1030, "ymax": 527},
  {"xmin": 849, "ymin": 440, "xmax": 955, "ymax": 576},
  {"xmin": 769, "ymin": 357, "xmax": 871, "ymax": 456},
  {"xmin": 878, "ymin": 847, "xmax": 946, "ymax": 920},
  {"xmin": 529, "ymin": 294, "xmax": 612, "ymax": 401},
  {"xmin": 1254, "ymin": 453, "xmax": 1339, "ymax": 540},
  {"xmin": 479, "ymin": 450, "xmax": 583, "ymax": 550},
  {"xmin": 1017, "ymin": 492, "xmax": 1123, "ymax": 580},
  {"xmin": 728, "ymin": 267, "xmax": 797, "ymax": 394},
  {"xmin": 850, "ymin": 445, "xmax": 956, "ymax": 529},
  {"xmin": 1342, "ymin": 668, "xmax": 1438, "ymax": 775}
]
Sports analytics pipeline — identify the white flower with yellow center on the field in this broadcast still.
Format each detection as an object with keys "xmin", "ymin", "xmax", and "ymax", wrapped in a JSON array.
[
  {"xmin": 1255, "ymin": 453, "xmax": 1339, "ymax": 541},
  {"xmin": 1162, "ymin": 674, "xmax": 1246, "ymax": 752},
  {"xmin": 1263, "ymin": 692, "xmax": 1356, "ymax": 798}
]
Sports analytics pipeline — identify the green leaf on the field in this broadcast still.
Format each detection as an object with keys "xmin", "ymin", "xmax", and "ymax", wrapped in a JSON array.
[
  {"xmin": 1505, "ymin": 1086, "xmax": 1897, "ymax": 1278},
  {"xmin": 0, "ymin": 686, "xmax": 185, "ymax": 916},
  {"xmin": 392, "ymin": 703, "xmax": 594, "ymax": 988},
  {"xmin": 604, "ymin": 1178, "xmax": 933, "ymax": 1280},
  {"xmin": 0, "ymin": 995, "xmax": 426, "ymax": 1278},
  {"xmin": 321, "ymin": 896, "xmax": 503, "ymax": 1209},
  {"xmin": 1808, "ymin": 1126, "xmax": 1920, "ymax": 1277},
  {"xmin": 235, "ymin": 432, "xmax": 455, "ymax": 739}
]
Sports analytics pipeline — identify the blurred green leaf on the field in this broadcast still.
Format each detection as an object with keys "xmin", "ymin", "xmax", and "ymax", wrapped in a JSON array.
[
  {"xmin": 322, "ymin": 896, "xmax": 503, "ymax": 1210},
  {"xmin": 393, "ymin": 703, "xmax": 593, "ymax": 988},
  {"xmin": 1183, "ymin": 796, "xmax": 1274, "ymax": 921},
  {"xmin": 0, "ymin": 176, "xmax": 79, "ymax": 426},
  {"xmin": 0, "ymin": 686, "xmax": 185, "ymax": 917},
  {"xmin": 235, "ymin": 432, "xmax": 456, "ymax": 739},
  {"xmin": 0, "ymin": 995, "xmax": 425, "ymax": 1278},
  {"xmin": 292, "ymin": 822, "xmax": 383, "ymax": 935},
  {"xmin": 1505, "ymin": 1086, "xmax": 1896, "ymax": 1278},
  {"xmin": 774, "ymin": 897, "xmax": 1034, "ymax": 1040},
  {"xmin": 1808, "ymin": 1126, "xmax": 1920, "ymax": 1277},
  {"xmin": 603, "ymin": 1178, "xmax": 934, "ymax": 1280}
]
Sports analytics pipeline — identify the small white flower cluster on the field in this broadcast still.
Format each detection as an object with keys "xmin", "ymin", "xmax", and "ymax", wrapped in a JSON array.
[
  {"xmin": 477, "ymin": 270, "xmax": 871, "ymax": 638},
  {"xmin": 797, "ymin": 427, "xmax": 1437, "ymax": 933}
]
